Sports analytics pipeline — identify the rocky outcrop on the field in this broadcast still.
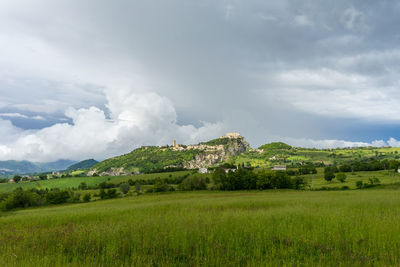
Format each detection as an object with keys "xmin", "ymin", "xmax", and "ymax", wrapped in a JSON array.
[
  {"xmin": 183, "ymin": 136, "xmax": 249, "ymax": 169},
  {"xmin": 87, "ymin": 167, "xmax": 128, "ymax": 176},
  {"xmin": 183, "ymin": 153, "xmax": 225, "ymax": 169},
  {"xmin": 223, "ymin": 136, "xmax": 249, "ymax": 157}
]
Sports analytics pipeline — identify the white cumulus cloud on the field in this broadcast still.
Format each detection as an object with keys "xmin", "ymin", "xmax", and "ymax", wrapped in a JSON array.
[{"xmin": 0, "ymin": 88, "xmax": 225, "ymax": 162}]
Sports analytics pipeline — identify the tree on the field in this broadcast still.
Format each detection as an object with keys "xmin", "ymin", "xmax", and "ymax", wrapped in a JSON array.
[
  {"xmin": 119, "ymin": 183, "xmax": 130, "ymax": 194},
  {"xmin": 153, "ymin": 180, "xmax": 173, "ymax": 192},
  {"xmin": 45, "ymin": 190, "xmax": 70, "ymax": 204},
  {"xmin": 83, "ymin": 193, "xmax": 91, "ymax": 202},
  {"xmin": 78, "ymin": 182, "xmax": 87, "ymax": 190},
  {"xmin": 336, "ymin": 173, "xmax": 347, "ymax": 183},
  {"xmin": 99, "ymin": 189, "xmax": 106, "ymax": 199},
  {"xmin": 134, "ymin": 182, "xmax": 142, "ymax": 193},
  {"xmin": 39, "ymin": 175, "xmax": 47, "ymax": 180},
  {"xmin": 106, "ymin": 189, "xmax": 118, "ymax": 199},
  {"xmin": 356, "ymin": 180, "xmax": 363, "ymax": 189},
  {"xmin": 212, "ymin": 167, "xmax": 226, "ymax": 189},
  {"xmin": 13, "ymin": 175, "xmax": 22, "ymax": 183},
  {"xmin": 179, "ymin": 176, "xmax": 207, "ymax": 191},
  {"xmin": 324, "ymin": 172, "xmax": 335, "ymax": 182}
]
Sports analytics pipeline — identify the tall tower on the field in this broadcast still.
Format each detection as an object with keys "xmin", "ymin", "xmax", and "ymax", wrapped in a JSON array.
[{"xmin": 173, "ymin": 140, "xmax": 176, "ymax": 147}]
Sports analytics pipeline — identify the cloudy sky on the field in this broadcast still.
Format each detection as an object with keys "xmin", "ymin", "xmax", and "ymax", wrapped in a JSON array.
[{"xmin": 1, "ymin": 0, "xmax": 400, "ymax": 162}]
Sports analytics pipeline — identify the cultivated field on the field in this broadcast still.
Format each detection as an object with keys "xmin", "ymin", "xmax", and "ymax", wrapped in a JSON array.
[{"xmin": 1, "ymin": 189, "xmax": 400, "ymax": 266}]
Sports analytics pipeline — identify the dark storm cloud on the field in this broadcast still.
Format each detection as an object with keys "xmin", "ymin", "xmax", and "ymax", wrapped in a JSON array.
[{"xmin": 0, "ymin": 0, "xmax": 400, "ymax": 161}]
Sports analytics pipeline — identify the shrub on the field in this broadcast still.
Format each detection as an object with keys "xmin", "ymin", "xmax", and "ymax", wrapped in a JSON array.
[
  {"xmin": 78, "ymin": 182, "xmax": 87, "ymax": 190},
  {"xmin": 134, "ymin": 182, "xmax": 142, "ymax": 193},
  {"xmin": 336, "ymin": 173, "xmax": 347, "ymax": 183},
  {"xmin": 46, "ymin": 190, "xmax": 70, "ymax": 204},
  {"xmin": 179, "ymin": 176, "xmax": 207, "ymax": 191},
  {"xmin": 153, "ymin": 180, "xmax": 174, "ymax": 192},
  {"xmin": 324, "ymin": 172, "xmax": 335, "ymax": 182},
  {"xmin": 99, "ymin": 189, "xmax": 106, "ymax": 199},
  {"xmin": 356, "ymin": 181, "xmax": 363, "ymax": 189},
  {"xmin": 13, "ymin": 175, "xmax": 22, "ymax": 183},
  {"xmin": 292, "ymin": 176, "xmax": 308, "ymax": 189},
  {"xmin": 83, "ymin": 193, "xmax": 91, "ymax": 202},
  {"xmin": 0, "ymin": 188, "xmax": 40, "ymax": 211},
  {"xmin": 119, "ymin": 183, "xmax": 130, "ymax": 194},
  {"xmin": 106, "ymin": 189, "xmax": 118, "ymax": 199}
]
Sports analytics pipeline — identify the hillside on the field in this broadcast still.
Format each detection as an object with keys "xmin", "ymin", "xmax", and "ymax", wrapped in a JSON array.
[
  {"xmin": 67, "ymin": 159, "xmax": 99, "ymax": 171},
  {"xmin": 231, "ymin": 144, "xmax": 400, "ymax": 168},
  {"xmin": 90, "ymin": 133, "xmax": 249, "ymax": 175},
  {"xmin": 90, "ymin": 133, "xmax": 400, "ymax": 176}
]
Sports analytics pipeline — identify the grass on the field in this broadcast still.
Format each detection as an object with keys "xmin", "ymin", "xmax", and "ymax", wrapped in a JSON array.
[
  {"xmin": 0, "ymin": 168, "xmax": 399, "ymax": 193},
  {"xmin": 0, "ymin": 171, "xmax": 199, "ymax": 193},
  {"xmin": 303, "ymin": 168, "xmax": 400, "ymax": 189},
  {"xmin": 2, "ymin": 189, "xmax": 400, "ymax": 266},
  {"xmin": 233, "ymin": 146, "xmax": 400, "ymax": 167}
]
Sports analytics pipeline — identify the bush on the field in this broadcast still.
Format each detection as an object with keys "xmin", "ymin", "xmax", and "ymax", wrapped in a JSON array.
[
  {"xmin": 324, "ymin": 172, "xmax": 335, "ymax": 182},
  {"xmin": 119, "ymin": 183, "xmax": 130, "ymax": 194},
  {"xmin": 0, "ymin": 188, "xmax": 40, "ymax": 211},
  {"xmin": 336, "ymin": 173, "xmax": 347, "ymax": 183},
  {"xmin": 46, "ymin": 189, "xmax": 70, "ymax": 204},
  {"xmin": 153, "ymin": 180, "xmax": 174, "ymax": 192},
  {"xmin": 356, "ymin": 181, "xmax": 363, "ymax": 189},
  {"xmin": 78, "ymin": 182, "xmax": 87, "ymax": 190},
  {"xmin": 99, "ymin": 189, "xmax": 107, "ymax": 199},
  {"xmin": 13, "ymin": 175, "xmax": 22, "ymax": 183},
  {"xmin": 292, "ymin": 176, "xmax": 308, "ymax": 190},
  {"xmin": 106, "ymin": 189, "xmax": 118, "ymax": 199},
  {"xmin": 83, "ymin": 193, "xmax": 91, "ymax": 202},
  {"xmin": 134, "ymin": 182, "xmax": 142, "ymax": 193},
  {"xmin": 179, "ymin": 176, "xmax": 207, "ymax": 191}
]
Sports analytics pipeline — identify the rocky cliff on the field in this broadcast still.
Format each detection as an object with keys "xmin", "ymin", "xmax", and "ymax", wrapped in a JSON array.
[{"xmin": 182, "ymin": 135, "xmax": 249, "ymax": 169}]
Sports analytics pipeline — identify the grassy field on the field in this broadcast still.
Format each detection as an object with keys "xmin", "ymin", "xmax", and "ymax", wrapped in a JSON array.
[
  {"xmin": 2, "ymin": 189, "xmax": 400, "ymax": 266},
  {"xmin": 233, "ymin": 146, "xmax": 400, "ymax": 168},
  {"xmin": 1, "ymin": 168, "xmax": 399, "ymax": 193},
  {"xmin": 0, "ymin": 171, "xmax": 199, "ymax": 193},
  {"xmin": 303, "ymin": 168, "xmax": 400, "ymax": 189}
]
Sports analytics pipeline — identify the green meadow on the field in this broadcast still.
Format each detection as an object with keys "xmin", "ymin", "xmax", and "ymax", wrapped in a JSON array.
[
  {"xmin": 2, "ymin": 189, "xmax": 400, "ymax": 266},
  {"xmin": 1, "ymin": 168, "xmax": 399, "ymax": 193},
  {"xmin": 0, "ymin": 171, "xmax": 196, "ymax": 193}
]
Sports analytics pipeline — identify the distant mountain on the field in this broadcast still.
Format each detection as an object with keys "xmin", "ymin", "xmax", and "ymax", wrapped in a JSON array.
[
  {"xmin": 0, "ymin": 159, "xmax": 76, "ymax": 175},
  {"xmin": 67, "ymin": 159, "xmax": 98, "ymax": 171}
]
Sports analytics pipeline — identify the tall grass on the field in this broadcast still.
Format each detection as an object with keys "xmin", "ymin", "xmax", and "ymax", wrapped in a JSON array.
[{"xmin": 1, "ymin": 190, "xmax": 400, "ymax": 266}]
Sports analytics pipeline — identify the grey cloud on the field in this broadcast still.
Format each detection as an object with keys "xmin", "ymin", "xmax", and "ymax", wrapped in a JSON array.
[{"xmin": 0, "ymin": 0, "xmax": 399, "ymax": 160}]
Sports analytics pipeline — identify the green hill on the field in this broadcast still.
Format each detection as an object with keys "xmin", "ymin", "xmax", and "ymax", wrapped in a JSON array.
[
  {"xmin": 67, "ymin": 159, "xmax": 99, "ymax": 171},
  {"xmin": 90, "ymin": 135, "xmax": 400, "ymax": 175},
  {"xmin": 91, "ymin": 135, "xmax": 250, "ymax": 174},
  {"xmin": 259, "ymin": 142, "xmax": 292, "ymax": 150},
  {"xmin": 92, "ymin": 146, "xmax": 204, "ymax": 174}
]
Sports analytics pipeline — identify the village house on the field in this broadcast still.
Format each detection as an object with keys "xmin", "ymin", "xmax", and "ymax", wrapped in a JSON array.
[
  {"xmin": 272, "ymin": 165, "xmax": 287, "ymax": 171},
  {"xmin": 198, "ymin": 168, "xmax": 208, "ymax": 174}
]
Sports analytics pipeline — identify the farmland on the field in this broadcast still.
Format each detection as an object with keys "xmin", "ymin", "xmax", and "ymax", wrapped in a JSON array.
[{"xmin": 2, "ymin": 189, "xmax": 400, "ymax": 266}]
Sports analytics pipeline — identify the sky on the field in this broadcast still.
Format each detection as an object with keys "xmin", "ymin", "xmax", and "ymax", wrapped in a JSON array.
[{"xmin": 1, "ymin": 0, "xmax": 400, "ymax": 162}]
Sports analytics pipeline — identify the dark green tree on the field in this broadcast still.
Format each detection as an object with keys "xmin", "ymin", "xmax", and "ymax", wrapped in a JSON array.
[{"xmin": 119, "ymin": 183, "xmax": 130, "ymax": 194}]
